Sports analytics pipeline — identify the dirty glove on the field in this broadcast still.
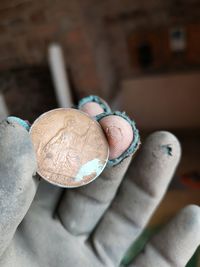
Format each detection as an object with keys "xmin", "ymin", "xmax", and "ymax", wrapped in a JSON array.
[{"xmin": 0, "ymin": 97, "xmax": 200, "ymax": 267}]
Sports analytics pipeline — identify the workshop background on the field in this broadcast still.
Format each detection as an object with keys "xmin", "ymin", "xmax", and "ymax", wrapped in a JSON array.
[{"xmin": 0, "ymin": 0, "xmax": 199, "ymax": 266}]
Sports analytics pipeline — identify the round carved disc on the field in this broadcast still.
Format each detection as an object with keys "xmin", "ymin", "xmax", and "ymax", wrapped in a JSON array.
[{"xmin": 30, "ymin": 108, "xmax": 109, "ymax": 188}]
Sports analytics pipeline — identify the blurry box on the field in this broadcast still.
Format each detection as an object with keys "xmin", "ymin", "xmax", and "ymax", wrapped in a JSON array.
[{"xmin": 122, "ymin": 71, "xmax": 200, "ymax": 131}]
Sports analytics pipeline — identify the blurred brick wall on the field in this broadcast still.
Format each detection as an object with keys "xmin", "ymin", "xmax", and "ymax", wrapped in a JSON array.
[
  {"xmin": 0, "ymin": 0, "xmax": 116, "ymax": 98},
  {"xmin": 0, "ymin": 67, "xmax": 57, "ymax": 121},
  {"xmin": 0, "ymin": 0, "xmax": 200, "ymax": 98},
  {"xmin": 104, "ymin": 0, "xmax": 200, "ymax": 78}
]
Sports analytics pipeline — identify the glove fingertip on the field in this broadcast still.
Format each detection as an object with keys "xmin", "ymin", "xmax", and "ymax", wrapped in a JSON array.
[{"xmin": 7, "ymin": 116, "xmax": 30, "ymax": 131}]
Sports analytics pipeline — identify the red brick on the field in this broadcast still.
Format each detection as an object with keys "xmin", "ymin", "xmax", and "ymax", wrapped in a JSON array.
[
  {"xmin": 66, "ymin": 28, "xmax": 88, "ymax": 46},
  {"xmin": 0, "ymin": 41, "xmax": 16, "ymax": 58},
  {"xmin": 30, "ymin": 10, "xmax": 46, "ymax": 24},
  {"xmin": 0, "ymin": 2, "xmax": 32, "ymax": 23}
]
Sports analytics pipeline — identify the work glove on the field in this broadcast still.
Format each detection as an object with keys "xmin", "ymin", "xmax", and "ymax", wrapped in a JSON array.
[{"xmin": 0, "ymin": 96, "xmax": 199, "ymax": 267}]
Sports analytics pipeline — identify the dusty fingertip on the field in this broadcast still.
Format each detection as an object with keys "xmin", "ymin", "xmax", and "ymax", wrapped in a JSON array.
[
  {"xmin": 78, "ymin": 95, "xmax": 111, "ymax": 117},
  {"xmin": 7, "ymin": 116, "xmax": 30, "ymax": 131},
  {"xmin": 97, "ymin": 111, "xmax": 140, "ymax": 165},
  {"xmin": 146, "ymin": 131, "xmax": 182, "ymax": 161},
  {"xmin": 80, "ymin": 102, "xmax": 104, "ymax": 117},
  {"xmin": 179, "ymin": 205, "xmax": 200, "ymax": 228},
  {"xmin": 99, "ymin": 115, "xmax": 133, "ymax": 160}
]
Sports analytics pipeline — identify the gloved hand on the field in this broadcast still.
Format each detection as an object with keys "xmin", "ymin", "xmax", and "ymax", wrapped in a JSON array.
[{"xmin": 0, "ymin": 97, "xmax": 199, "ymax": 267}]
